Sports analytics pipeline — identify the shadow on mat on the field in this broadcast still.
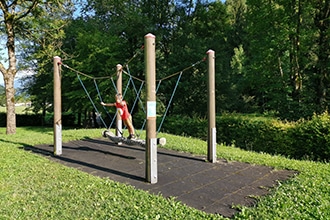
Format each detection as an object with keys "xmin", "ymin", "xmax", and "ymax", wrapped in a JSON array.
[
  {"xmin": 21, "ymin": 137, "xmax": 208, "ymax": 183},
  {"xmin": 22, "ymin": 145, "xmax": 145, "ymax": 182},
  {"xmin": 84, "ymin": 138, "xmax": 207, "ymax": 162}
]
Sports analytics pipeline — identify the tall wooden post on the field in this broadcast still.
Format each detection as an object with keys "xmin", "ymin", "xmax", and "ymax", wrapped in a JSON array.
[
  {"xmin": 145, "ymin": 33, "xmax": 157, "ymax": 184},
  {"xmin": 53, "ymin": 56, "xmax": 62, "ymax": 156},
  {"xmin": 116, "ymin": 64, "xmax": 123, "ymax": 136},
  {"xmin": 207, "ymin": 50, "xmax": 216, "ymax": 163}
]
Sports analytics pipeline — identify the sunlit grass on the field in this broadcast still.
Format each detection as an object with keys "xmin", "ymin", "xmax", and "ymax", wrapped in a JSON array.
[
  {"xmin": 1, "ymin": 127, "xmax": 329, "ymax": 219},
  {"xmin": 0, "ymin": 105, "xmax": 34, "ymax": 114}
]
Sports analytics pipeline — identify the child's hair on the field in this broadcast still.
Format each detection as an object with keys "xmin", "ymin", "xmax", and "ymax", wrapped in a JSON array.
[{"xmin": 116, "ymin": 93, "xmax": 122, "ymax": 100}]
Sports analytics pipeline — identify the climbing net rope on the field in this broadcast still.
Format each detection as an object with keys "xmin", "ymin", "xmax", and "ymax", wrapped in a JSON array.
[{"xmin": 61, "ymin": 48, "xmax": 206, "ymax": 135}]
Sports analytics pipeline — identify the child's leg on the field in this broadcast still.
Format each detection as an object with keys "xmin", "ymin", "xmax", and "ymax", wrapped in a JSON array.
[{"xmin": 124, "ymin": 117, "xmax": 135, "ymax": 135}]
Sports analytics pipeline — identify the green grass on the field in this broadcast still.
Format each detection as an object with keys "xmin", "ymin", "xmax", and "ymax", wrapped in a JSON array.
[
  {"xmin": 1, "ymin": 127, "xmax": 330, "ymax": 219},
  {"xmin": 0, "ymin": 105, "xmax": 33, "ymax": 114}
]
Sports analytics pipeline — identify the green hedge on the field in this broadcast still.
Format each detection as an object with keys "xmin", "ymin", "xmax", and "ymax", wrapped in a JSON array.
[
  {"xmin": 2, "ymin": 110, "xmax": 330, "ymax": 161},
  {"xmin": 217, "ymin": 114, "xmax": 294, "ymax": 156},
  {"xmin": 160, "ymin": 115, "xmax": 208, "ymax": 139},
  {"xmin": 160, "ymin": 113, "xmax": 330, "ymax": 162},
  {"xmin": 290, "ymin": 114, "xmax": 330, "ymax": 161},
  {"xmin": 0, "ymin": 113, "xmax": 4, "ymax": 126},
  {"xmin": 0, "ymin": 113, "xmax": 42, "ymax": 127},
  {"xmin": 0, "ymin": 112, "xmax": 76, "ymax": 127}
]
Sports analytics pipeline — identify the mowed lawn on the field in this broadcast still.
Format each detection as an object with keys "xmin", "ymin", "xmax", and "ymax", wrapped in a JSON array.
[
  {"xmin": 0, "ymin": 127, "xmax": 329, "ymax": 219},
  {"xmin": 0, "ymin": 106, "xmax": 34, "ymax": 114}
]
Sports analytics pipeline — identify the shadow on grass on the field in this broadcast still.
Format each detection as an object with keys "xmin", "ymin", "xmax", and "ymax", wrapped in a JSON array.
[{"xmin": 18, "ymin": 126, "xmax": 53, "ymax": 133}]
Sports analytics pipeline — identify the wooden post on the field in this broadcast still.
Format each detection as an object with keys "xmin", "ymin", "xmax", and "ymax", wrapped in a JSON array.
[
  {"xmin": 145, "ymin": 33, "xmax": 157, "ymax": 184},
  {"xmin": 53, "ymin": 56, "xmax": 62, "ymax": 156},
  {"xmin": 116, "ymin": 64, "xmax": 123, "ymax": 136},
  {"xmin": 207, "ymin": 50, "xmax": 216, "ymax": 163}
]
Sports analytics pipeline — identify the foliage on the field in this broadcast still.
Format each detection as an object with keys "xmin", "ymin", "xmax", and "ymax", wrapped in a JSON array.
[
  {"xmin": 0, "ymin": 127, "xmax": 330, "ymax": 219},
  {"xmin": 0, "ymin": 84, "xmax": 4, "ymax": 106},
  {"xmin": 291, "ymin": 113, "xmax": 330, "ymax": 161},
  {"xmin": 160, "ymin": 114, "xmax": 208, "ymax": 139},
  {"xmin": 217, "ymin": 114, "xmax": 294, "ymax": 156},
  {"xmin": 244, "ymin": 0, "xmax": 330, "ymax": 120},
  {"xmin": 15, "ymin": 0, "xmax": 330, "ymax": 126},
  {"xmin": 161, "ymin": 112, "xmax": 330, "ymax": 162},
  {"xmin": 216, "ymin": 113, "xmax": 330, "ymax": 161},
  {"xmin": 0, "ymin": 106, "xmax": 34, "ymax": 114},
  {"xmin": 26, "ymin": 0, "xmax": 231, "ymax": 120},
  {"xmin": 0, "ymin": 0, "xmax": 74, "ymax": 134}
]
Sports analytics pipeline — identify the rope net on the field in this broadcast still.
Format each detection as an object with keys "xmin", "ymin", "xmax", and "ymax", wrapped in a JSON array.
[{"xmin": 61, "ymin": 52, "xmax": 206, "ymax": 134}]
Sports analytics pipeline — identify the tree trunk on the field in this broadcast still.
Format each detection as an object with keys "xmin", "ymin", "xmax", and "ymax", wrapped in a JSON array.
[
  {"xmin": 315, "ymin": 0, "xmax": 330, "ymax": 111},
  {"xmin": 3, "ymin": 16, "xmax": 17, "ymax": 134},
  {"xmin": 290, "ymin": 0, "xmax": 302, "ymax": 103},
  {"xmin": 4, "ymin": 73, "xmax": 16, "ymax": 134},
  {"xmin": 42, "ymin": 107, "xmax": 46, "ymax": 126},
  {"xmin": 77, "ymin": 112, "xmax": 81, "ymax": 127}
]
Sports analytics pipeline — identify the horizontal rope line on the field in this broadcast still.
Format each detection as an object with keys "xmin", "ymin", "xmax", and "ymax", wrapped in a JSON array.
[{"xmin": 62, "ymin": 57, "xmax": 206, "ymax": 82}]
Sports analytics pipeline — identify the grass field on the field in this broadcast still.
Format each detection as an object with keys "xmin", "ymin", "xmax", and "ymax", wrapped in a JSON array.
[
  {"xmin": 0, "ymin": 127, "xmax": 329, "ymax": 219},
  {"xmin": 0, "ymin": 105, "xmax": 33, "ymax": 114}
]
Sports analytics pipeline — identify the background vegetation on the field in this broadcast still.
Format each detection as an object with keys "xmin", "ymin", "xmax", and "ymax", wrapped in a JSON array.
[
  {"xmin": 0, "ymin": 85, "xmax": 4, "ymax": 106},
  {"xmin": 11, "ymin": 0, "xmax": 327, "ymax": 125},
  {"xmin": 1, "ymin": 0, "xmax": 329, "ymax": 161},
  {"xmin": 161, "ymin": 112, "xmax": 330, "ymax": 162},
  {"xmin": 1, "ymin": 0, "xmax": 329, "ymax": 218}
]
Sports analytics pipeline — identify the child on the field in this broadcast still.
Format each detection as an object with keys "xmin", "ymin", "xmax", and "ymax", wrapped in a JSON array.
[{"xmin": 101, "ymin": 93, "xmax": 136, "ymax": 139}]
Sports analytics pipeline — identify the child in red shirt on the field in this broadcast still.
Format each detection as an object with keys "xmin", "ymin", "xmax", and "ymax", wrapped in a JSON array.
[{"xmin": 101, "ymin": 93, "xmax": 136, "ymax": 139}]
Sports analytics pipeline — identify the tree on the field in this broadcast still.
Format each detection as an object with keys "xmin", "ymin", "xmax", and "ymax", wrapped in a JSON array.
[
  {"xmin": 243, "ymin": 0, "xmax": 328, "ymax": 119},
  {"xmin": 0, "ymin": 0, "xmax": 73, "ymax": 134},
  {"xmin": 58, "ymin": 0, "xmax": 179, "ymax": 122},
  {"xmin": 42, "ymin": 0, "xmax": 233, "ymax": 120},
  {"xmin": 314, "ymin": 0, "xmax": 330, "ymax": 112},
  {"xmin": 167, "ymin": 0, "xmax": 230, "ymax": 116},
  {"xmin": 60, "ymin": 17, "xmax": 122, "ymax": 126}
]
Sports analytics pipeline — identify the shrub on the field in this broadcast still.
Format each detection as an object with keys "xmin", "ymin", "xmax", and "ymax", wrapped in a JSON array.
[
  {"xmin": 162, "ymin": 113, "xmax": 330, "ymax": 162},
  {"xmin": 160, "ymin": 115, "xmax": 208, "ymax": 139},
  {"xmin": 290, "ymin": 113, "xmax": 330, "ymax": 161},
  {"xmin": 216, "ymin": 113, "xmax": 330, "ymax": 161},
  {"xmin": 0, "ymin": 113, "xmax": 5, "ymax": 126}
]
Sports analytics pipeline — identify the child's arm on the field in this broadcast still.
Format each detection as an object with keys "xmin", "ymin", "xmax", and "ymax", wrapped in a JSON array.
[{"xmin": 101, "ymin": 102, "xmax": 115, "ymax": 107}]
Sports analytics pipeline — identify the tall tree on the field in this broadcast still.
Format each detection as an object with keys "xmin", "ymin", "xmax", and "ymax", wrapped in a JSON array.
[
  {"xmin": 60, "ymin": 0, "xmax": 179, "ymax": 119},
  {"xmin": 61, "ymin": 17, "xmax": 122, "ymax": 119},
  {"xmin": 0, "ymin": 0, "xmax": 73, "ymax": 134},
  {"xmin": 244, "ymin": 0, "xmax": 325, "ymax": 119},
  {"xmin": 223, "ymin": 0, "xmax": 249, "ymax": 112},
  {"xmin": 314, "ymin": 0, "xmax": 330, "ymax": 111},
  {"xmin": 168, "ymin": 0, "xmax": 230, "ymax": 116}
]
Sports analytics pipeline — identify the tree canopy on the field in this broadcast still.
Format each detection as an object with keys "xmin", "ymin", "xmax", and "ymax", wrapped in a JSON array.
[
  {"xmin": 20, "ymin": 0, "xmax": 330, "ymax": 125},
  {"xmin": 0, "ymin": 0, "xmax": 74, "ymax": 133}
]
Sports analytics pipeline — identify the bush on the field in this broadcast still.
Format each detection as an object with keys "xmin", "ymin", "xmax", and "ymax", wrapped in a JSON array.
[
  {"xmin": 0, "ymin": 112, "xmax": 77, "ymax": 127},
  {"xmin": 160, "ymin": 115, "xmax": 208, "ymax": 139},
  {"xmin": 290, "ymin": 113, "xmax": 330, "ymax": 161},
  {"xmin": 0, "ymin": 113, "xmax": 5, "ymax": 126},
  {"xmin": 0, "ymin": 113, "xmax": 43, "ymax": 127},
  {"xmin": 2, "ymin": 109, "xmax": 330, "ymax": 161},
  {"xmin": 162, "ymin": 113, "xmax": 330, "ymax": 162},
  {"xmin": 16, "ymin": 114, "xmax": 44, "ymax": 126},
  {"xmin": 217, "ymin": 114, "xmax": 294, "ymax": 156},
  {"xmin": 216, "ymin": 113, "xmax": 330, "ymax": 161}
]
